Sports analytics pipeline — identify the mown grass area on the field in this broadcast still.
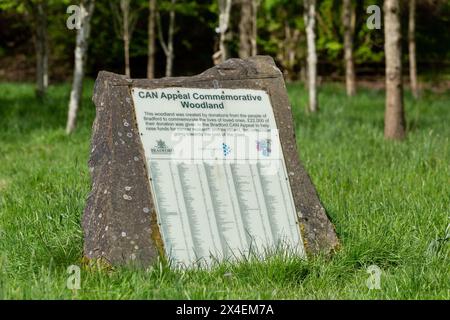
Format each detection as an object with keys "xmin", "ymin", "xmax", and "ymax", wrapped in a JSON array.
[{"xmin": 0, "ymin": 81, "xmax": 448, "ymax": 299}]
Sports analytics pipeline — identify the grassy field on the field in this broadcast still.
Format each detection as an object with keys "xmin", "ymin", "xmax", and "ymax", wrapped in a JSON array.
[{"xmin": 0, "ymin": 81, "xmax": 448, "ymax": 299}]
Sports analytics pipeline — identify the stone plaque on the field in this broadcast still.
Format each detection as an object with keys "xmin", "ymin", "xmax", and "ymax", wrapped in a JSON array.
[
  {"xmin": 83, "ymin": 56, "xmax": 338, "ymax": 266},
  {"xmin": 132, "ymin": 87, "xmax": 304, "ymax": 266}
]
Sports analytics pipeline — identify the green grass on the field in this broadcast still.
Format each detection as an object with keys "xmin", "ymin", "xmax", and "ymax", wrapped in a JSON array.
[{"xmin": 0, "ymin": 81, "xmax": 448, "ymax": 299}]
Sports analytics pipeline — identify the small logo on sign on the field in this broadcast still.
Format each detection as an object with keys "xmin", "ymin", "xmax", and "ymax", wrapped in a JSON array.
[
  {"xmin": 151, "ymin": 139, "xmax": 173, "ymax": 154},
  {"xmin": 256, "ymin": 139, "xmax": 272, "ymax": 157},
  {"xmin": 222, "ymin": 143, "xmax": 231, "ymax": 157}
]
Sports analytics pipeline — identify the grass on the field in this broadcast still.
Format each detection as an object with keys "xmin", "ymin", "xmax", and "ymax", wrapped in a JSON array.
[{"xmin": 0, "ymin": 80, "xmax": 448, "ymax": 299}]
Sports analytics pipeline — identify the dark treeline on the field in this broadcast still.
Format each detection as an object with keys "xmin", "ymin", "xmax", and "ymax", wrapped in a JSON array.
[{"xmin": 0, "ymin": 0, "xmax": 449, "ymax": 82}]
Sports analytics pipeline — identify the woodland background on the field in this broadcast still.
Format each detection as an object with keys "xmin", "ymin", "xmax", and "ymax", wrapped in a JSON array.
[{"xmin": 1, "ymin": 0, "xmax": 449, "ymax": 83}]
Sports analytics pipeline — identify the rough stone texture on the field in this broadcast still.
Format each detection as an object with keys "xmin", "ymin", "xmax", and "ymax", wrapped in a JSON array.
[{"xmin": 83, "ymin": 55, "xmax": 339, "ymax": 265}]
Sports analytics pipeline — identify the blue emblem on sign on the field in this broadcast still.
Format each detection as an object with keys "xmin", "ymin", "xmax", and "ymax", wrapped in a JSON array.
[
  {"xmin": 222, "ymin": 143, "xmax": 231, "ymax": 156},
  {"xmin": 256, "ymin": 139, "xmax": 272, "ymax": 157}
]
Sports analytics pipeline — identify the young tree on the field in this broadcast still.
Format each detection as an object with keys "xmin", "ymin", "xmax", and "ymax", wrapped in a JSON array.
[
  {"xmin": 408, "ymin": 0, "xmax": 418, "ymax": 98},
  {"xmin": 250, "ymin": 0, "xmax": 258, "ymax": 56},
  {"xmin": 0, "ymin": 0, "xmax": 51, "ymax": 98},
  {"xmin": 304, "ymin": 0, "xmax": 318, "ymax": 112},
  {"xmin": 281, "ymin": 21, "xmax": 301, "ymax": 82},
  {"xmin": 258, "ymin": 0, "xmax": 303, "ymax": 82},
  {"xmin": 384, "ymin": 0, "xmax": 406, "ymax": 140},
  {"xmin": 66, "ymin": 0, "xmax": 95, "ymax": 134},
  {"xmin": 27, "ymin": 0, "xmax": 49, "ymax": 98},
  {"xmin": 238, "ymin": 0, "xmax": 258, "ymax": 59},
  {"xmin": 215, "ymin": 0, "xmax": 233, "ymax": 63},
  {"xmin": 111, "ymin": 0, "xmax": 139, "ymax": 77},
  {"xmin": 147, "ymin": 0, "xmax": 156, "ymax": 79},
  {"xmin": 342, "ymin": 0, "xmax": 356, "ymax": 96},
  {"xmin": 157, "ymin": 0, "xmax": 176, "ymax": 77}
]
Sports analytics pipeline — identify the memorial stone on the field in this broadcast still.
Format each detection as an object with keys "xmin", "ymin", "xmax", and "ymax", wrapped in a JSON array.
[{"xmin": 83, "ymin": 56, "xmax": 339, "ymax": 266}]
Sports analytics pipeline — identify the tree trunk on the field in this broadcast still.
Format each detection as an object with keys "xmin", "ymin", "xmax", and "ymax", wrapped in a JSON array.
[
  {"xmin": 239, "ymin": 0, "xmax": 252, "ymax": 59},
  {"xmin": 147, "ymin": 0, "xmax": 156, "ymax": 79},
  {"xmin": 218, "ymin": 0, "xmax": 233, "ymax": 62},
  {"xmin": 66, "ymin": 0, "xmax": 95, "ymax": 134},
  {"xmin": 166, "ymin": 0, "xmax": 175, "ymax": 77},
  {"xmin": 121, "ymin": 0, "xmax": 131, "ymax": 77},
  {"xmin": 285, "ymin": 25, "xmax": 297, "ymax": 76},
  {"xmin": 408, "ymin": 0, "xmax": 418, "ymax": 99},
  {"xmin": 304, "ymin": 0, "xmax": 318, "ymax": 112},
  {"xmin": 277, "ymin": 22, "xmax": 300, "ymax": 82},
  {"xmin": 239, "ymin": 0, "xmax": 257, "ymax": 58},
  {"xmin": 384, "ymin": 0, "xmax": 406, "ymax": 140},
  {"xmin": 30, "ymin": 1, "xmax": 49, "ymax": 98},
  {"xmin": 342, "ymin": 0, "xmax": 356, "ymax": 96},
  {"xmin": 124, "ymin": 31, "xmax": 130, "ymax": 78},
  {"xmin": 251, "ymin": 0, "xmax": 258, "ymax": 56},
  {"xmin": 157, "ymin": 0, "xmax": 176, "ymax": 77}
]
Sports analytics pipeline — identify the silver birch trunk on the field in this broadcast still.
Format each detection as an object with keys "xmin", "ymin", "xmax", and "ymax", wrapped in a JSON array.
[
  {"xmin": 408, "ymin": 0, "xmax": 418, "ymax": 98},
  {"xmin": 343, "ymin": 0, "xmax": 356, "ymax": 96},
  {"xmin": 384, "ymin": 0, "xmax": 406, "ymax": 140},
  {"xmin": 111, "ymin": 0, "xmax": 137, "ymax": 78},
  {"xmin": 218, "ymin": 0, "xmax": 232, "ymax": 62},
  {"xmin": 157, "ymin": 0, "xmax": 176, "ymax": 77},
  {"xmin": 147, "ymin": 0, "xmax": 156, "ymax": 79},
  {"xmin": 251, "ymin": 0, "xmax": 258, "ymax": 56},
  {"xmin": 304, "ymin": 0, "xmax": 318, "ymax": 112},
  {"xmin": 166, "ymin": 1, "xmax": 175, "ymax": 77},
  {"xmin": 121, "ymin": 0, "xmax": 131, "ymax": 78},
  {"xmin": 66, "ymin": 0, "xmax": 95, "ymax": 134}
]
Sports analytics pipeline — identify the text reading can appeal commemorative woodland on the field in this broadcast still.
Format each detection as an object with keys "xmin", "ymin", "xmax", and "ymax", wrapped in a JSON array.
[{"xmin": 137, "ymin": 90, "xmax": 263, "ymax": 109}]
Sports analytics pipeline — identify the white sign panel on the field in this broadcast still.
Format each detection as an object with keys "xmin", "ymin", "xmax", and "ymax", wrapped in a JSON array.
[{"xmin": 132, "ymin": 87, "xmax": 305, "ymax": 267}]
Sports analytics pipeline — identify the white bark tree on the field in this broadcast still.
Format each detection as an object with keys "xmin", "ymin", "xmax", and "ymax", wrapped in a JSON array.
[
  {"xmin": 66, "ymin": 0, "xmax": 95, "ymax": 134},
  {"xmin": 408, "ymin": 0, "xmax": 418, "ymax": 98},
  {"xmin": 384, "ymin": 0, "xmax": 406, "ymax": 140},
  {"xmin": 147, "ymin": 0, "xmax": 156, "ymax": 79},
  {"xmin": 250, "ymin": 0, "xmax": 258, "ymax": 56},
  {"xmin": 342, "ymin": 0, "xmax": 356, "ymax": 96},
  {"xmin": 215, "ymin": 0, "xmax": 233, "ymax": 63},
  {"xmin": 157, "ymin": 0, "xmax": 176, "ymax": 77},
  {"xmin": 304, "ymin": 0, "xmax": 318, "ymax": 112},
  {"xmin": 111, "ymin": 0, "xmax": 139, "ymax": 78}
]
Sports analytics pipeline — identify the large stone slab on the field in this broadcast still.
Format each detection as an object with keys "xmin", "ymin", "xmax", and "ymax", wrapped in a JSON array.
[{"xmin": 83, "ymin": 56, "xmax": 339, "ymax": 266}]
